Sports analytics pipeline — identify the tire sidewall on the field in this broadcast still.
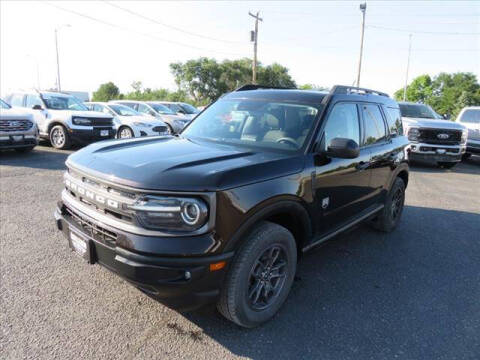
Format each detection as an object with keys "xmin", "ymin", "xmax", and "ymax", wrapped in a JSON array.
[
  {"xmin": 385, "ymin": 178, "xmax": 405, "ymax": 230},
  {"xmin": 229, "ymin": 224, "xmax": 297, "ymax": 327},
  {"xmin": 118, "ymin": 126, "xmax": 134, "ymax": 139}
]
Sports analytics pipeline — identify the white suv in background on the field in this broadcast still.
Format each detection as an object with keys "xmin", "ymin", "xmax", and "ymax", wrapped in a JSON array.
[
  {"xmin": 456, "ymin": 106, "xmax": 480, "ymax": 159},
  {"xmin": 5, "ymin": 90, "xmax": 115, "ymax": 149},
  {"xmin": 0, "ymin": 99, "xmax": 39, "ymax": 152},
  {"xmin": 111, "ymin": 100, "xmax": 190, "ymax": 134},
  {"xmin": 85, "ymin": 102, "xmax": 170, "ymax": 139}
]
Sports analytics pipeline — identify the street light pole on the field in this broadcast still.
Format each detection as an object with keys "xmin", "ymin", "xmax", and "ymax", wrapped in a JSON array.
[
  {"xmin": 356, "ymin": 3, "xmax": 367, "ymax": 88},
  {"xmin": 249, "ymin": 11, "xmax": 263, "ymax": 84},
  {"xmin": 403, "ymin": 34, "xmax": 413, "ymax": 101},
  {"xmin": 55, "ymin": 24, "xmax": 70, "ymax": 92}
]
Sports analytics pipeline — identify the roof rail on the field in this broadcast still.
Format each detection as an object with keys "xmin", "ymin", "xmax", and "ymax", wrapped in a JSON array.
[
  {"xmin": 234, "ymin": 84, "xmax": 296, "ymax": 92},
  {"xmin": 331, "ymin": 85, "xmax": 389, "ymax": 98}
]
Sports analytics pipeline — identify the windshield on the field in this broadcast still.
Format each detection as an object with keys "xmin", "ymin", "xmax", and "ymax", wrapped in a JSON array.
[
  {"xmin": 182, "ymin": 98, "xmax": 320, "ymax": 152},
  {"xmin": 41, "ymin": 94, "xmax": 88, "ymax": 111},
  {"xmin": 0, "ymin": 99, "xmax": 11, "ymax": 109},
  {"xmin": 179, "ymin": 103, "xmax": 199, "ymax": 114},
  {"xmin": 149, "ymin": 103, "xmax": 176, "ymax": 115},
  {"xmin": 163, "ymin": 103, "xmax": 182, "ymax": 112},
  {"xmin": 399, "ymin": 103, "xmax": 438, "ymax": 119},
  {"xmin": 108, "ymin": 104, "xmax": 139, "ymax": 116}
]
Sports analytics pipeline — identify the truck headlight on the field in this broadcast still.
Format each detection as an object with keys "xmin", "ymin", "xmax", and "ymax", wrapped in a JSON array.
[
  {"xmin": 72, "ymin": 117, "xmax": 92, "ymax": 125},
  {"xmin": 408, "ymin": 127, "xmax": 420, "ymax": 141},
  {"xmin": 461, "ymin": 129, "xmax": 468, "ymax": 144},
  {"xmin": 129, "ymin": 196, "xmax": 208, "ymax": 231}
]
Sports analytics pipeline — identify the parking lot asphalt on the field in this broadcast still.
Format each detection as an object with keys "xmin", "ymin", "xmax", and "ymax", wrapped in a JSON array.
[{"xmin": 1, "ymin": 144, "xmax": 479, "ymax": 360}]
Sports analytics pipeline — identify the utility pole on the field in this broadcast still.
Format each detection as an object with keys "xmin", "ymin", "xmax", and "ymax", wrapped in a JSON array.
[
  {"xmin": 55, "ymin": 24, "xmax": 70, "ymax": 92},
  {"xmin": 249, "ymin": 11, "xmax": 263, "ymax": 84},
  {"xmin": 403, "ymin": 34, "xmax": 412, "ymax": 101},
  {"xmin": 356, "ymin": 3, "xmax": 367, "ymax": 88}
]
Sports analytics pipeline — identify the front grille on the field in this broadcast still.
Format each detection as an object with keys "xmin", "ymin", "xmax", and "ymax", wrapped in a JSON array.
[
  {"xmin": 0, "ymin": 119, "xmax": 33, "ymax": 132},
  {"xmin": 64, "ymin": 205, "xmax": 118, "ymax": 245},
  {"xmin": 418, "ymin": 128, "xmax": 462, "ymax": 145},
  {"xmin": 73, "ymin": 117, "xmax": 113, "ymax": 126},
  {"xmin": 152, "ymin": 126, "xmax": 167, "ymax": 133}
]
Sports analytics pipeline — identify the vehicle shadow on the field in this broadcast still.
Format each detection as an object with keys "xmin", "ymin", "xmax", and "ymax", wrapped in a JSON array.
[
  {"xmin": 176, "ymin": 205, "xmax": 480, "ymax": 359},
  {"xmin": 409, "ymin": 156, "xmax": 480, "ymax": 175},
  {"xmin": 0, "ymin": 145, "xmax": 78, "ymax": 171}
]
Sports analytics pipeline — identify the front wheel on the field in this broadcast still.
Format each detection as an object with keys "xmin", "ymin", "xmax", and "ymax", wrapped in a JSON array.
[
  {"xmin": 217, "ymin": 221, "xmax": 297, "ymax": 328},
  {"xmin": 49, "ymin": 125, "xmax": 71, "ymax": 149},
  {"xmin": 437, "ymin": 162, "xmax": 457, "ymax": 169},
  {"xmin": 369, "ymin": 177, "xmax": 405, "ymax": 233},
  {"xmin": 118, "ymin": 126, "xmax": 134, "ymax": 139}
]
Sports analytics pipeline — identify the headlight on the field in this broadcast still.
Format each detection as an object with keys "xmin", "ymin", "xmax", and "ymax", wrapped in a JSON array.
[
  {"xmin": 72, "ymin": 117, "xmax": 92, "ymax": 125},
  {"xmin": 133, "ymin": 122, "xmax": 153, "ymax": 127},
  {"xmin": 461, "ymin": 129, "xmax": 468, "ymax": 144},
  {"xmin": 174, "ymin": 119, "xmax": 186, "ymax": 128},
  {"xmin": 129, "ymin": 196, "xmax": 208, "ymax": 231},
  {"xmin": 408, "ymin": 127, "xmax": 420, "ymax": 141}
]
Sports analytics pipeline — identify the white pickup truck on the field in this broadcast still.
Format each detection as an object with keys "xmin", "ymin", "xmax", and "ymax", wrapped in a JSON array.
[{"xmin": 399, "ymin": 102, "xmax": 467, "ymax": 168}]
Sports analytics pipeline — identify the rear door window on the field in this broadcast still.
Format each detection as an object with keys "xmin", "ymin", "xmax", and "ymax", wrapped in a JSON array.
[{"xmin": 361, "ymin": 104, "xmax": 387, "ymax": 145}]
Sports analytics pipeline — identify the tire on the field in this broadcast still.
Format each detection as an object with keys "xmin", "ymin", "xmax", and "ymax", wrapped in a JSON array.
[
  {"xmin": 437, "ymin": 162, "xmax": 456, "ymax": 169},
  {"xmin": 369, "ymin": 177, "xmax": 405, "ymax": 233},
  {"xmin": 118, "ymin": 126, "xmax": 134, "ymax": 139},
  {"xmin": 49, "ymin": 125, "xmax": 71, "ymax": 149},
  {"xmin": 15, "ymin": 146, "xmax": 35, "ymax": 153},
  {"xmin": 217, "ymin": 221, "xmax": 297, "ymax": 328}
]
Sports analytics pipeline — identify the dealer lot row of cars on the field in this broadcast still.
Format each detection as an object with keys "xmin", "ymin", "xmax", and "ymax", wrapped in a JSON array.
[
  {"xmin": 0, "ymin": 88, "xmax": 478, "ymax": 169},
  {"xmin": 0, "ymin": 89, "xmax": 200, "ymax": 150}
]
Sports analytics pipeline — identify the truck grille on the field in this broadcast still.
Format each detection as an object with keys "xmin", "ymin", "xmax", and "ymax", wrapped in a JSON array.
[
  {"xmin": 73, "ymin": 117, "xmax": 113, "ymax": 126},
  {"xmin": 418, "ymin": 128, "xmax": 462, "ymax": 145},
  {"xmin": 64, "ymin": 205, "xmax": 118, "ymax": 245},
  {"xmin": 0, "ymin": 119, "xmax": 33, "ymax": 132}
]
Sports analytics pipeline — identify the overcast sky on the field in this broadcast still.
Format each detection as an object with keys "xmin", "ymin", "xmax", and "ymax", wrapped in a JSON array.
[{"xmin": 1, "ymin": 0, "xmax": 479, "ymax": 97}]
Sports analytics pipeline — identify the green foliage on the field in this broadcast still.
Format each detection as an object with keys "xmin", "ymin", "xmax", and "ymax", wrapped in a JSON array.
[
  {"xmin": 170, "ymin": 57, "xmax": 297, "ymax": 104},
  {"xmin": 299, "ymin": 84, "xmax": 329, "ymax": 91},
  {"xmin": 394, "ymin": 72, "xmax": 480, "ymax": 119},
  {"xmin": 92, "ymin": 82, "xmax": 120, "ymax": 102}
]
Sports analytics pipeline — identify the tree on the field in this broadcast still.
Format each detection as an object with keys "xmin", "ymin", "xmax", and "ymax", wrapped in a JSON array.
[
  {"xmin": 92, "ymin": 82, "xmax": 120, "ymax": 102},
  {"xmin": 170, "ymin": 57, "xmax": 297, "ymax": 104},
  {"xmin": 394, "ymin": 72, "xmax": 480, "ymax": 119}
]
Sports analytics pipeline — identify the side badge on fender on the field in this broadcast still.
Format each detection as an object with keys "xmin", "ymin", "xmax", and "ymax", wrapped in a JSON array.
[{"xmin": 322, "ymin": 197, "xmax": 330, "ymax": 209}]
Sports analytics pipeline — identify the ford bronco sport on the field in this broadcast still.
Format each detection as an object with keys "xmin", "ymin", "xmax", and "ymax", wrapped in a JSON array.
[{"xmin": 55, "ymin": 85, "xmax": 409, "ymax": 327}]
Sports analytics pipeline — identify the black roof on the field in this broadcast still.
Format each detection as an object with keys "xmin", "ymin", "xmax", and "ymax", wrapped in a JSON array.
[{"xmin": 223, "ymin": 84, "xmax": 398, "ymax": 108}]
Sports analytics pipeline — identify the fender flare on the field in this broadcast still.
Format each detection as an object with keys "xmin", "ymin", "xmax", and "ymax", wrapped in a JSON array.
[{"xmin": 223, "ymin": 198, "xmax": 313, "ymax": 253}]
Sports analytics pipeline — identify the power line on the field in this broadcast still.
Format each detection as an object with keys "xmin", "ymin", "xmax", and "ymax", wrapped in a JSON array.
[
  {"xmin": 43, "ymin": 1, "xmax": 247, "ymax": 57},
  {"xmin": 103, "ymin": 1, "xmax": 246, "ymax": 45},
  {"xmin": 367, "ymin": 25, "xmax": 480, "ymax": 35}
]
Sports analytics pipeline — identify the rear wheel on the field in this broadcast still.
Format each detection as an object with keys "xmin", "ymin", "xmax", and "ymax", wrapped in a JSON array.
[
  {"xmin": 437, "ymin": 162, "xmax": 456, "ymax": 169},
  {"xmin": 369, "ymin": 177, "xmax": 405, "ymax": 233},
  {"xmin": 49, "ymin": 125, "xmax": 71, "ymax": 149},
  {"xmin": 217, "ymin": 221, "xmax": 297, "ymax": 328},
  {"xmin": 118, "ymin": 126, "xmax": 134, "ymax": 139}
]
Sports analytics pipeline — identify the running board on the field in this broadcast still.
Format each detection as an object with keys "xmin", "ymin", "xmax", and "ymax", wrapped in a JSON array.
[{"xmin": 302, "ymin": 204, "xmax": 384, "ymax": 252}]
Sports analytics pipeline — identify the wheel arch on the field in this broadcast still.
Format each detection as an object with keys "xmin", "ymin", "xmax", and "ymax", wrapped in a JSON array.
[{"xmin": 223, "ymin": 198, "xmax": 313, "ymax": 259}]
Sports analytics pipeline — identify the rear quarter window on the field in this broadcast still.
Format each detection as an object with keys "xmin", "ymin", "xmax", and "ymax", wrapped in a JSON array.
[{"xmin": 383, "ymin": 106, "xmax": 404, "ymax": 136}]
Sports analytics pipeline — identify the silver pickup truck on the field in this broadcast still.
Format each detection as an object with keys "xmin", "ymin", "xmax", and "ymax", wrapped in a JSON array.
[
  {"xmin": 0, "ymin": 99, "xmax": 38, "ymax": 152},
  {"xmin": 399, "ymin": 102, "xmax": 467, "ymax": 169}
]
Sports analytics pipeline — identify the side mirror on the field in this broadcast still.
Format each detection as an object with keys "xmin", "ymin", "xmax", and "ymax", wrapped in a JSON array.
[
  {"xmin": 32, "ymin": 104, "xmax": 43, "ymax": 110},
  {"xmin": 326, "ymin": 138, "xmax": 360, "ymax": 159}
]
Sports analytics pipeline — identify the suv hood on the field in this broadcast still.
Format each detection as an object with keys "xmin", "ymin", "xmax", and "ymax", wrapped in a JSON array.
[
  {"xmin": 402, "ymin": 117, "xmax": 465, "ymax": 130},
  {"xmin": 0, "ymin": 107, "xmax": 34, "ymax": 120},
  {"xmin": 49, "ymin": 109, "xmax": 111, "ymax": 118},
  {"xmin": 66, "ymin": 136, "xmax": 304, "ymax": 191}
]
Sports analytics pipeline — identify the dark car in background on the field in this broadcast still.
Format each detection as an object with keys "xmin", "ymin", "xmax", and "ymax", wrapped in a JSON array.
[{"xmin": 55, "ymin": 85, "xmax": 409, "ymax": 327}]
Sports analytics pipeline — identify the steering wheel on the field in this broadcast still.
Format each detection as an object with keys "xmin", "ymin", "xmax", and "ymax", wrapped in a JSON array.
[{"xmin": 276, "ymin": 137, "xmax": 299, "ymax": 149}]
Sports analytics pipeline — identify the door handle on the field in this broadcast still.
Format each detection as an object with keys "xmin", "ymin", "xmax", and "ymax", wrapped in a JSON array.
[{"xmin": 356, "ymin": 161, "xmax": 370, "ymax": 170}]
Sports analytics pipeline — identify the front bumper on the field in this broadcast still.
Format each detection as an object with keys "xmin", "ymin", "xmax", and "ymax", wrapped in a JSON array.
[
  {"xmin": 54, "ymin": 202, "xmax": 233, "ymax": 311},
  {"xmin": 0, "ymin": 134, "xmax": 38, "ymax": 149},
  {"xmin": 68, "ymin": 127, "xmax": 115, "ymax": 144},
  {"xmin": 407, "ymin": 142, "xmax": 466, "ymax": 163}
]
